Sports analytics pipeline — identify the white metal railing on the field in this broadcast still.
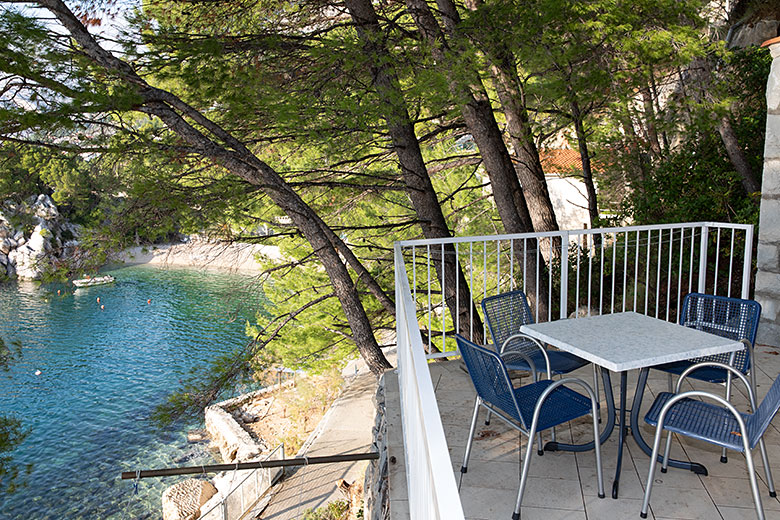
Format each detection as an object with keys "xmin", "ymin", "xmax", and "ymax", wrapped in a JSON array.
[
  {"xmin": 398, "ymin": 222, "xmax": 753, "ymax": 359},
  {"xmin": 200, "ymin": 444, "xmax": 285, "ymax": 520},
  {"xmin": 394, "ymin": 243, "xmax": 466, "ymax": 520},
  {"xmin": 392, "ymin": 221, "xmax": 753, "ymax": 517}
]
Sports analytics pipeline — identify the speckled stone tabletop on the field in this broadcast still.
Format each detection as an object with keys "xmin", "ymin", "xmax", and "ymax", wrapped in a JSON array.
[{"xmin": 520, "ymin": 311, "xmax": 743, "ymax": 372}]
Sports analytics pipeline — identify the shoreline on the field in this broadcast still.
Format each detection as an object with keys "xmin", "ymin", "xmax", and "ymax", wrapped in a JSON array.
[{"xmin": 114, "ymin": 237, "xmax": 282, "ymax": 272}]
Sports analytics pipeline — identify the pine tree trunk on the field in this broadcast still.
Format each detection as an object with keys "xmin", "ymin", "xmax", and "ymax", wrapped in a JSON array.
[
  {"xmin": 461, "ymin": 0, "xmax": 559, "ymax": 234},
  {"xmin": 404, "ymin": 0, "xmax": 550, "ymax": 319},
  {"xmin": 490, "ymin": 59, "xmax": 560, "ymax": 233},
  {"xmin": 344, "ymin": 0, "xmax": 485, "ymax": 343},
  {"xmin": 569, "ymin": 92, "xmax": 600, "ymax": 228},
  {"xmin": 717, "ymin": 114, "xmax": 761, "ymax": 195}
]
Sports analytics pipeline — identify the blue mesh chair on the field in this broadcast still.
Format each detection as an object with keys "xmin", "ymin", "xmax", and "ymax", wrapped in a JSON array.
[
  {"xmin": 455, "ymin": 334, "xmax": 604, "ymax": 520},
  {"xmin": 640, "ymin": 362, "xmax": 779, "ymax": 520},
  {"xmin": 482, "ymin": 290, "xmax": 597, "ymax": 426},
  {"xmin": 652, "ymin": 293, "xmax": 761, "ymax": 462}
]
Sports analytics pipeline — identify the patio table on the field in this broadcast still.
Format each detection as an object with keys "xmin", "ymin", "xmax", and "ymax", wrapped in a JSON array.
[{"xmin": 520, "ymin": 311, "xmax": 743, "ymax": 499}]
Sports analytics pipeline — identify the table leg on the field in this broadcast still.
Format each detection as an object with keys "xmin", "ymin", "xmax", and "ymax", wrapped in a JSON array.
[
  {"xmin": 544, "ymin": 368, "xmax": 615, "ymax": 452},
  {"xmin": 612, "ymin": 371, "xmax": 628, "ymax": 498},
  {"xmin": 629, "ymin": 367, "xmax": 708, "ymax": 476}
]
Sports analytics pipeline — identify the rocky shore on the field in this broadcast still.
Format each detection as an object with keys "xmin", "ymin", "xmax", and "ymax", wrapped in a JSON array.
[
  {"xmin": 0, "ymin": 194, "xmax": 79, "ymax": 280},
  {"xmin": 0, "ymin": 193, "xmax": 283, "ymax": 280}
]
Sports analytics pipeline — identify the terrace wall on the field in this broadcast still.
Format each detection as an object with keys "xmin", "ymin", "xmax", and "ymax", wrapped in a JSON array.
[{"xmin": 756, "ymin": 37, "xmax": 780, "ymax": 347}]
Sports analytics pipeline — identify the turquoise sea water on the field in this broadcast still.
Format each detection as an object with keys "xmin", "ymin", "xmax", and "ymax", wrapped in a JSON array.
[{"xmin": 0, "ymin": 265, "xmax": 264, "ymax": 519}]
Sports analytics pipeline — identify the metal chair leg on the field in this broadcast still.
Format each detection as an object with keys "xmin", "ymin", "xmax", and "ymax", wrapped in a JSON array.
[
  {"xmin": 745, "ymin": 448, "xmax": 766, "ymax": 520},
  {"xmin": 593, "ymin": 364, "xmax": 601, "ymax": 422},
  {"xmin": 513, "ymin": 423, "xmax": 538, "ymax": 520},
  {"xmin": 661, "ymin": 432, "xmax": 673, "ymax": 473},
  {"xmin": 757, "ymin": 437, "xmax": 777, "ymax": 497},
  {"xmin": 591, "ymin": 394, "xmax": 605, "ymax": 499},
  {"xmin": 640, "ymin": 417, "xmax": 666, "ymax": 518},
  {"xmin": 537, "ymin": 432, "xmax": 544, "ymax": 456},
  {"xmin": 461, "ymin": 396, "xmax": 481, "ymax": 476},
  {"xmin": 722, "ymin": 372, "xmax": 733, "ymax": 463}
]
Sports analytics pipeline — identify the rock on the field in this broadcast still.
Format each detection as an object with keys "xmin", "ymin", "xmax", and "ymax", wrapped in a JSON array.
[
  {"xmin": 162, "ymin": 479, "xmax": 217, "ymax": 520},
  {"xmin": 14, "ymin": 242, "xmax": 48, "ymax": 280},
  {"xmin": 241, "ymin": 413, "xmax": 257, "ymax": 424},
  {"xmin": 0, "ymin": 238, "xmax": 11, "ymax": 255},
  {"xmin": 31, "ymin": 194, "xmax": 59, "ymax": 220},
  {"xmin": 0, "ymin": 253, "xmax": 6, "ymax": 266},
  {"xmin": 13, "ymin": 230, "xmax": 24, "ymax": 242},
  {"xmin": 568, "ymin": 306, "xmax": 600, "ymax": 319},
  {"xmin": 187, "ymin": 429, "xmax": 209, "ymax": 443},
  {"xmin": 0, "ymin": 224, "xmax": 11, "ymax": 240},
  {"xmin": 204, "ymin": 405, "xmax": 263, "ymax": 463}
]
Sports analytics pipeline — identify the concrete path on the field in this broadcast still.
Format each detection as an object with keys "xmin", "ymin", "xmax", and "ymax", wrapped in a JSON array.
[{"xmin": 256, "ymin": 371, "xmax": 379, "ymax": 519}]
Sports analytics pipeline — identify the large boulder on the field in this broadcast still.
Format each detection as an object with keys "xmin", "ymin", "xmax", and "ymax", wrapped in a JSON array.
[
  {"xmin": 27, "ymin": 224, "xmax": 52, "ymax": 254},
  {"xmin": 32, "ymin": 194, "xmax": 59, "ymax": 221},
  {"xmin": 162, "ymin": 479, "xmax": 217, "ymax": 520}
]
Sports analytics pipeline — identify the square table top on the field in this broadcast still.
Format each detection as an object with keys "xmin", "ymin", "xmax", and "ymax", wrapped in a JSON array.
[{"xmin": 520, "ymin": 311, "xmax": 743, "ymax": 372}]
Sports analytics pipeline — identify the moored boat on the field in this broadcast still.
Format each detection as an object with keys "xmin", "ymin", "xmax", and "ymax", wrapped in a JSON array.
[{"xmin": 72, "ymin": 275, "xmax": 115, "ymax": 288}]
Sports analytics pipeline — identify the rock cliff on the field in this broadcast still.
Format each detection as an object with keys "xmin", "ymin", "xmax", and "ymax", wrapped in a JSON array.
[{"xmin": 0, "ymin": 194, "xmax": 78, "ymax": 280}]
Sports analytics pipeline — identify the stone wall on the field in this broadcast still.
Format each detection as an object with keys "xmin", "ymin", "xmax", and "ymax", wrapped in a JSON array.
[
  {"xmin": 756, "ymin": 38, "xmax": 780, "ymax": 347},
  {"xmin": 162, "ymin": 382, "xmax": 291, "ymax": 520},
  {"xmin": 363, "ymin": 375, "xmax": 389, "ymax": 520}
]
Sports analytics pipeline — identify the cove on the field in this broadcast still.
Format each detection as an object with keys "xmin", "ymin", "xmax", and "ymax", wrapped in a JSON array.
[{"xmin": 0, "ymin": 265, "xmax": 265, "ymax": 519}]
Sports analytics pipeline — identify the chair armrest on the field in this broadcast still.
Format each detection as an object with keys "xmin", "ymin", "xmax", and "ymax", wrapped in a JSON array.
[
  {"xmin": 499, "ymin": 348, "xmax": 538, "ymax": 383},
  {"xmin": 500, "ymin": 333, "xmax": 551, "ymax": 380},
  {"xmin": 676, "ymin": 351, "xmax": 758, "ymax": 410},
  {"xmin": 654, "ymin": 389, "xmax": 752, "ymax": 452}
]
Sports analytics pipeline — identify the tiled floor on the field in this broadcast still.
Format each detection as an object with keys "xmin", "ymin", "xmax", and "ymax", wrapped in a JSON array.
[{"xmin": 386, "ymin": 343, "xmax": 780, "ymax": 520}]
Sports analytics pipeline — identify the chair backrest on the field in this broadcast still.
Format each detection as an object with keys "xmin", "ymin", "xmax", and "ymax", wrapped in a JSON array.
[
  {"xmin": 482, "ymin": 290, "xmax": 537, "ymax": 356},
  {"xmin": 746, "ymin": 374, "xmax": 780, "ymax": 448},
  {"xmin": 455, "ymin": 334, "xmax": 524, "ymax": 426},
  {"xmin": 680, "ymin": 293, "xmax": 761, "ymax": 373}
]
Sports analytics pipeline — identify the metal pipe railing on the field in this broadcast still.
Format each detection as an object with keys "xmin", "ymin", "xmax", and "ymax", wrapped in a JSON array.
[{"xmin": 121, "ymin": 451, "xmax": 375, "ymax": 480}]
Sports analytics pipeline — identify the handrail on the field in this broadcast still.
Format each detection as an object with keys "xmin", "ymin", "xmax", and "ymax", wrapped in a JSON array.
[
  {"xmin": 396, "ymin": 221, "xmax": 751, "ymax": 247},
  {"xmin": 394, "ymin": 243, "xmax": 466, "ymax": 520}
]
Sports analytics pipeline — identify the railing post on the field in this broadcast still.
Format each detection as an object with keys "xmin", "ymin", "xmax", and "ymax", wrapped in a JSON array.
[
  {"xmin": 560, "ymin": 231, "xmax": 569, "ymax": 319},
  {"xmin": 742, "ymin": 225, "xmax": 754, "ymax": 299},
  {"xmin": 698, "ymin": 224, "xmax": 709, "ymax": 293}
]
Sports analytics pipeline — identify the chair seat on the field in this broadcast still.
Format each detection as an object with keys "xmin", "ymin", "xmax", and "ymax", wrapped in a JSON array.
[
  {"xmin": 503, "ymin": 349, "xmax": 589, "ymax": 375},
  {"xmin": 500, "ymin": 379, "xmax": 594, "ymax": 432},
  {"xmin": 653, "ymin": 360, "xmax": 730, "ymax": 383},
  {"xmin": 645, "ymin": 392, "xmax": 752, "ymax": 451}
]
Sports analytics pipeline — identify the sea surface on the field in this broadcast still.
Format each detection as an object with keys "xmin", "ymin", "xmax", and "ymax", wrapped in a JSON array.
[{"xmin": 0, "ymin": 265, "xmax": 265, "ymax": 519}]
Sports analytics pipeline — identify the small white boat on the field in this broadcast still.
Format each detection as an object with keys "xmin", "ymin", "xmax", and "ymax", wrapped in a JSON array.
[{"xmin": 72, "ymin": 275, "xmax": 115, "ymax": 288}]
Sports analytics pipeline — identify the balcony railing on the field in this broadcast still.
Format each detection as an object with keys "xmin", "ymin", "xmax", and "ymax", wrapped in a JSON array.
[{"xmin": 392, "ymin": 221, "xmax": 753, "ymax": 518}]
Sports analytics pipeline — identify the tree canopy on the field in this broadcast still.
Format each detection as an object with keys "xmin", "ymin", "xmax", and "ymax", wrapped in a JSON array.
[{"xmin": 0, "ymin": 0, "xmax": 773, "ymax": 416}]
